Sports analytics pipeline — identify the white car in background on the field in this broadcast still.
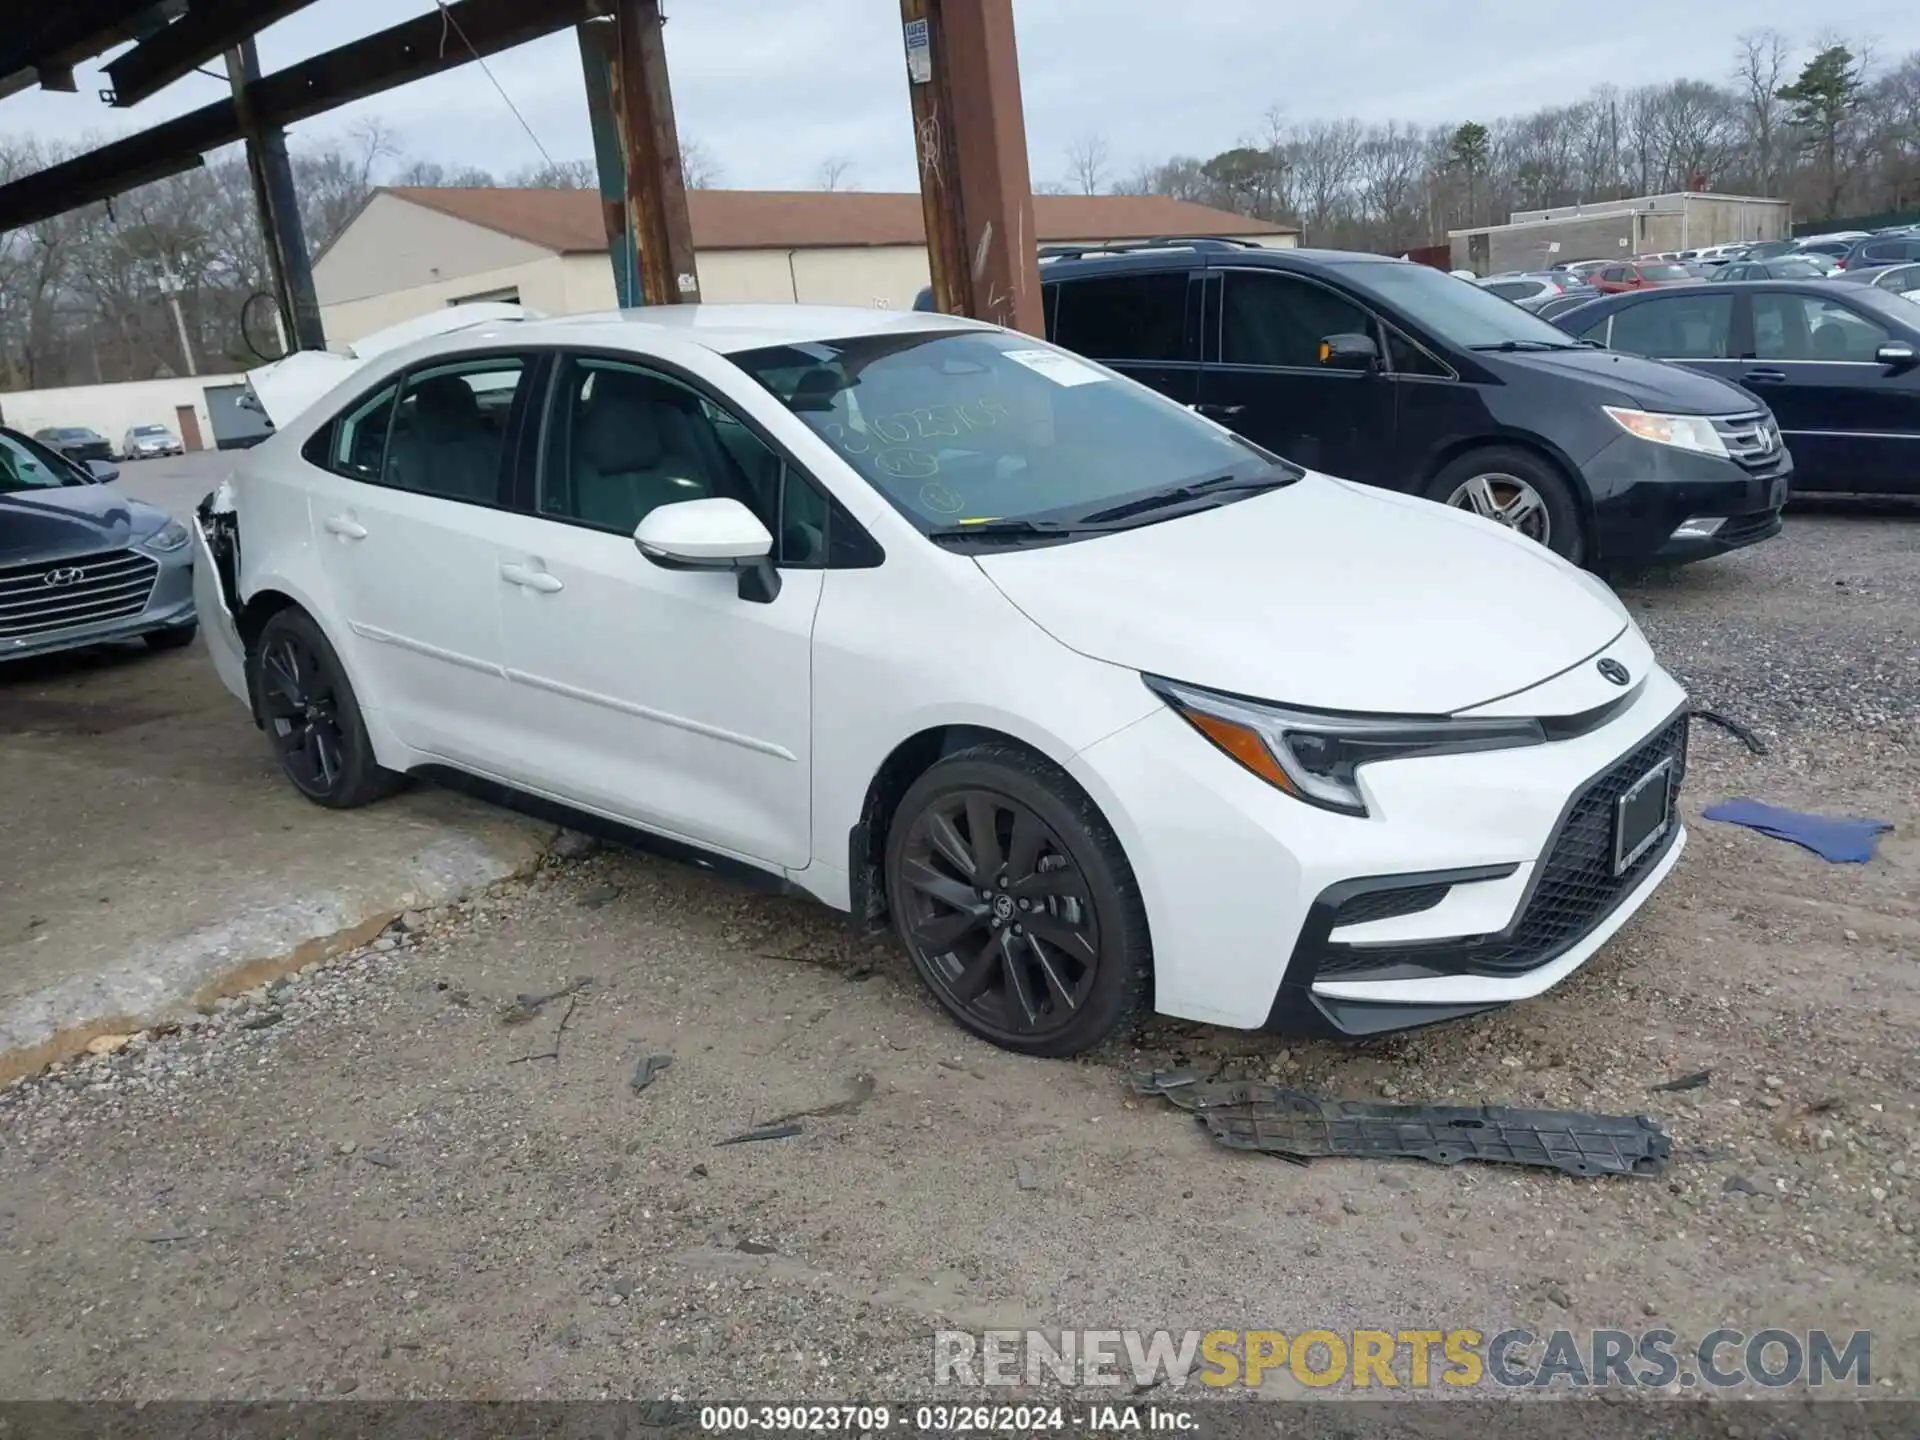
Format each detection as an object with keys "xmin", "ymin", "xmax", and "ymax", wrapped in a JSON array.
[{"xmin": 194, "ymin": 305, "xmax": 1689, "ymax": 1056}]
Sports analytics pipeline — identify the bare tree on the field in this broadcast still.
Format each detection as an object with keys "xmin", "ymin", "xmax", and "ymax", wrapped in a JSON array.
[
  {"xmin": 1734, "ymin": 29, "xmax": 1792, "ymax": 193},
  {"xmin": 512, "ymin": 158, "xmax": 598, "ymax": 189},
  {"xmin": 814, "ymin": 156, "xmax": 856, "ymax": 192},
  {"xmin": 1065, "ymin": 133, "xmax": 1110, "ymax": 195},
  {"xmin": 679, "ymin": 136, "xmax": 723, "ymax": 189}
]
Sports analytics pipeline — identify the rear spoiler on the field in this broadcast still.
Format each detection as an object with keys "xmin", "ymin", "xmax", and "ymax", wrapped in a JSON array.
[{"xmin": 243, "ymin": 303, "xmax": 538, "ymax": 429}]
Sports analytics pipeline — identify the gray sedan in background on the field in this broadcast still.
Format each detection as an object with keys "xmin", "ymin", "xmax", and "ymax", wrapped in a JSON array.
[{"xmin": 0, "ymin": 427, "xmax": 196, "ymax": 663}]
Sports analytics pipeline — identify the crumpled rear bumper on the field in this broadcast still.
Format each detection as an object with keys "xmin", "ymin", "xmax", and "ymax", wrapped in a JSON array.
[{"xmin": 193, "ymin": 490, "xmax": 250, "ymax": 708}]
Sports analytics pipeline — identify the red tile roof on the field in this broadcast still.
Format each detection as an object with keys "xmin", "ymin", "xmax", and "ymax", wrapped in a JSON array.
[{"xmin": 383, "ymin": 186, "xmax": 1295, "ymax": 252}]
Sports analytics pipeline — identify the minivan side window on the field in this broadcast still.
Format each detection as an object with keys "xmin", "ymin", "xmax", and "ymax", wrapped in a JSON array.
[
  {"xmin": 1605, "ymin": 294, "xmax": 1734, "ymax": 360},
  {"xmin": 1050, "ymin": 273, "xmax": 1190, "ymax": 363},
  {"xmin": 1219, "ymin": 271, "xmax": 1373, "ymax": 368}
]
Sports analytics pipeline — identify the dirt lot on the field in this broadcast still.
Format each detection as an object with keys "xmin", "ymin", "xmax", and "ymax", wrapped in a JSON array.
[{"xmin": 0, "ymin": 509, "xmax": 1915, "ymax": 1405}]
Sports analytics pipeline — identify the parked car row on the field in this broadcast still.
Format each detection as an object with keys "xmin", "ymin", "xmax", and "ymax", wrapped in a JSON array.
[{"xmin": 30, "ymin": 423, "xmax": 186, "ymax": 464}]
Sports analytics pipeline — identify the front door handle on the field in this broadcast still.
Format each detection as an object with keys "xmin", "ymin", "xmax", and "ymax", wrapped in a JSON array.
[
  {"xmin": 1742, "ymin": 368, "xmax": 1789, "ymax": 384},
  {"xmin": 1194, "ymin": 402, "xmax": 1245, "ymax": 416},
  {"xmin": 323, "ymin": 514, "xmax": 367, "ymax": 540},
  {"xmin": 501, "ymin": 562, "xmax": 563, "ymax": 593}
]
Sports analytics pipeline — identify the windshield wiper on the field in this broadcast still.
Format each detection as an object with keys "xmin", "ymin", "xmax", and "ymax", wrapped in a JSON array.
[
  {"xmin": 1469, "ymin": 339, "xmax": 1576, "ymax": 352},
  {"xmin": 1077, "ymin": 470, "xmax": 1297, "ymax": 526},
  {"xmin": 924, "ymin": 517, "xmax": 1118, "ymax": 545}
]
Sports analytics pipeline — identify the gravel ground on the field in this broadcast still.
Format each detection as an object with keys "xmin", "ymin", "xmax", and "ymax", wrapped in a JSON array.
[{"xmin": 0, "ymin": 513, "xmax": 1914, "ymax": 1405}]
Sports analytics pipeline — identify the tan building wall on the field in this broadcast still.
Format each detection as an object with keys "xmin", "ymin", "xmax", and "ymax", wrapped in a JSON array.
[
  {"xmin": 316, "ymin": 199, "xmax": 1303, "ymax": 343},
  {"xmin": 0, "ymin": 374, "xmax": 243, "ymax": 450},
  {"xmin": 315, "ymin": 192, "xmax": 552, "ymax": 305}
]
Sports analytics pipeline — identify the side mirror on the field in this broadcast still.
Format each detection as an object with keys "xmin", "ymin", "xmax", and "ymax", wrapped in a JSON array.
[
  {"xmin": 1875, "ymin": 341, "xmax": 1916, "ymax": 369},
  {"xmin": 1317, "ymin": 333, "xmax": 1380, "ymax": 373},
  {"xmin": 85, "ymin": 459, "xmax": 120, "ymax": 484},
  {"xmin": 633, "ymin": 496, "xmax": 781, "ymax": 603}
]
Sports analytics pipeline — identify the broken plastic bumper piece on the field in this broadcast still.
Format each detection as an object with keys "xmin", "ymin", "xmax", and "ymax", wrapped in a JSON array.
[{"xmin": 1131, "ymin": 1069, "xmax": 1670, "ymax": 1178}]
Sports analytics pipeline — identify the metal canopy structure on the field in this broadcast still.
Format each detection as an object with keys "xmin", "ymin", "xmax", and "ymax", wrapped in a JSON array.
[{"xmin": 0, "ymin": 0, "xmax": 1045, "ymax": 354}]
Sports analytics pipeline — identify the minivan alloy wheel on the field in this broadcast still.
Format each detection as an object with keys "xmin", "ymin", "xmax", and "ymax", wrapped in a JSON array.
[
  {"xmin": 896, "ymin": 788, "xmax": 1102, "ymax": 1042},
  {"xmin": 1445, "ymin": 472, "xmax": 1552, "ymax": 545}
]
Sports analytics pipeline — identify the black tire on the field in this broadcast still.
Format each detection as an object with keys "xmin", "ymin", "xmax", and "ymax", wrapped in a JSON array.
[
  {"xmin": 250, "ymin": 608, "xmax": 400, "ymax": 809},
  {"xmin": 1423, "ymin": 445, "xmax": 1586, "ymax": 564},
  {"xmin": 883, "ymin": 741, "xmax": 1151, "ymax": 1058},
  {"xmin": 143, "ymin": 623, "xmax": 197, "ymax": 652}
]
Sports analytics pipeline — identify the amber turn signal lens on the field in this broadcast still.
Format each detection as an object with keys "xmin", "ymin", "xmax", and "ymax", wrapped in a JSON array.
[
  {"xmin": 1178, "ymin": 707, "xmax": 1301, "ymax": 797},
  {"xmin": 1317, "ymin": 341, "xmax": 1331, "ymax": 363}
]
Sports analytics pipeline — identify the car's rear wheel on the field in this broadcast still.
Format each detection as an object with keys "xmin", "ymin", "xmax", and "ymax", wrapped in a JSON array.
[
  {"xmin": 883, "ymin": 742, "xmax": 1149, "ymax": 1057},
  {"xmin": 251, "ymin": 608, "xmax": 399, "ymax": 809},
  {"xmin": 143, "ymin": 623, "xmax": 197, "ymax": 652},
  {"xmin": 1425, "ymin": 446, "xmax": 1585, "ymax": 564}
]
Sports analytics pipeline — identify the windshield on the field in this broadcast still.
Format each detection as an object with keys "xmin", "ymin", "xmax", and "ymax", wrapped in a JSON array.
[
  {"xmin": 133, "ymin": 425, "xmax": 168, "ymax": 436},
  {"xmin": 1347, "ymin": 262, "xmax": 1576, "ymax": 348},
  {"xmin": 731, "ymin": 329, "xmax": 1286, "ymax": 532},
  {"xmin": 1639, "ymin": 264, "xmax": 1692, "ymax": 281},
  {"xmin": 0, "ymin": 432, "xmax": 83, "ymax": 492}
]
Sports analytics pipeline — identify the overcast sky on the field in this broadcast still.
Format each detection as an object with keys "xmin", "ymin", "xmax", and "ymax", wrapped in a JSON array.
[{"xmin": 10, "ymin": 0, "xmax": 1920, "ymax": 192}]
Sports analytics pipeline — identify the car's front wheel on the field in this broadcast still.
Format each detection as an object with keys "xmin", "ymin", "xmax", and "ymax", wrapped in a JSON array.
[
  {"xmin": 884, "ymin": 742, "xmax": 1150, "ymax": 1057},
  {"xmin": 250, "ymin": 608, "xmax": 400, "ymax": 809},
  {"xmin": 1425, "ymin": 446, "xmax": 1586, "ymax": 564}
]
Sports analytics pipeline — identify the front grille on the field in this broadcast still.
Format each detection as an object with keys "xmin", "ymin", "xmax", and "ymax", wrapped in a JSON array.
[
  {"xmin": 1313, "ymin": 713, "xmax": 1688, "ymax": 980},
  {"xmin": 0, "ymin": 547, "xmax": 160, "ymax": 641},
  {"xmin": 1329, "ymin": 883, "xmax": 1451, "ymax": 929},
  {"xmin": 1711, "ymin": 411, "xmax": 1783, "ymax": 469}
]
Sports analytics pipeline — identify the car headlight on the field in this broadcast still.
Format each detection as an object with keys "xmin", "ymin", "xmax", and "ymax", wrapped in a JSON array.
[
  {"xmin": 1146, "ymin": 676, "xmax": 1545, "ymax": 817},
  {"xmin": 141, "ymin": 518, "xmax": 191, "ymax": 552},
  {"xmin": 1602, "ymin": 406, "xmax": 1729, "ymax": 458}
]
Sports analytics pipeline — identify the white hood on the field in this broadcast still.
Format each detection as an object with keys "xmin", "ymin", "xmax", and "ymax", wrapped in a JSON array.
[
  {"xmin": 244, "ymin": 303, "xmax": 539, "ymax": 428},
  {"xmin": 975, "ymin": 474, "xmax": 1628, "ymax": 716}
]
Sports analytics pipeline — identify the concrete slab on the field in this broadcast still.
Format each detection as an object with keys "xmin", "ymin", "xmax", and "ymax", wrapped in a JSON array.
[{"xmin": 1, "ymin": 452, "xmax": 551, "ymax": 1077}]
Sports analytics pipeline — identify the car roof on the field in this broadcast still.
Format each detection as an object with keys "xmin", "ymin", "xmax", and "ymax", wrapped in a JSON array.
[
  {"xmin": 1573, "ymin": 276, "xmax": 1920, "ymax": 320},
  {"xmin": 493, "ymin": 304, "xmax": 992, "ymax": 356},
  {"xmin": 1037, "ymin": 245, "xmax": 1405, "ymax": 285}
]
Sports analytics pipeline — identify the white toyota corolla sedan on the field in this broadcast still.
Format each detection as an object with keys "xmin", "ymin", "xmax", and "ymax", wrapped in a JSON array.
[{"xmin": 193, "ymin": 304, "xmax": 1688, "ymax": 1057}]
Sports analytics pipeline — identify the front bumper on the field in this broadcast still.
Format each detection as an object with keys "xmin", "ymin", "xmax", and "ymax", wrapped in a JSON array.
[
  {"xmin": 1584, "ymin": 432, "xmax": 1790, "ymax": 565},
  {"xmin": 1068, "ymin": 630, "xmax": 1691, "ymax": 1037},
  {"xmin": 0, "ymin": 544, "xmax": 195, "ymax": 662}
]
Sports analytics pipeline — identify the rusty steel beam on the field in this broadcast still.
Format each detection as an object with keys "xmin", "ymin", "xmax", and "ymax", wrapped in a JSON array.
[
  {"xmin": 227, "ymin": 38, "xmax": 325, "ymax": 351},
  {"xmin": 107, "ymin": 0, "xmax": 319, "ymax": 108},
  {"xmin": 608, "ymin": 0, "xmax": 699, "ymax": 306},
  {"xmin": 0, "ymin": 0, "xmax": 604, "ymax": 233},
  {"xmin": 899, "ymin": 0, "xmax": 1041, "ymax": 335}
]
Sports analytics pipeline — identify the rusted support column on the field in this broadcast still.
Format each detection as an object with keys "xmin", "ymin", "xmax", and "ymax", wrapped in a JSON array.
[
  {"xmin": 583, "ymin": 0, "xmax": 699, "ymax": 308},
  {"xmin": 227, "ymin": 38, "xmax": 324, "ymax": 351},
  {"xmin": 899, "ymin": 0, "xmax": 1041, "ymax": 335}
]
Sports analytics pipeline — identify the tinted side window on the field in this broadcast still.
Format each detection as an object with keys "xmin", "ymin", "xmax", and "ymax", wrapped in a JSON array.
[
  {"xmin": 326, "ymin": 383, "xmax": 399, "ymax": 482},
  {"xmin": 1605, "ymin": 294, "xmax": 1734, "ymax": 360},
  {"xmin": 1051, "ymin": 272, "xmax": 1190, "ymax": 363},
  {"xmin": 1381, "ymin": 325, "xmax": 1448, "ymax": 378},
  {"xmin": 1752, "ymin": 295, "xmax": 1891, "ymax": 361},
  {"xmin": 383, "ymin": 358, "xmax": 523, "ymax": 503},
  {"xmin": 1602, "ymin": 267, "xmax": 1627, "ymax": 283},
  {"xmin": 1485, "ymin": 281, "xmax": 1534, "ymax": 300},
  {"xmin": 541, "ymin": 357, "xmax": 767, "ymax": 535},
  {"xmin": 1220, "ymin": 271, "xmax": 1372, "ymax": 368}
]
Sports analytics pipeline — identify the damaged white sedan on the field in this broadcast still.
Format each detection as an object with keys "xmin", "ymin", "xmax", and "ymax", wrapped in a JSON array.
[{"xmin": 196, "ymin": 304, "xmax": 1688, "ymax": 1056}]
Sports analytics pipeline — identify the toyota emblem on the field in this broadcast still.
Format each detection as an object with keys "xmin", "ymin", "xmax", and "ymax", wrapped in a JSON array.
[
  {"xmin": 1597, "ymin": 658, "xmax": 1631, "ymax": 686},
  {"xmin": 43, "ymin": 566, "xmax": 85, "ymax": 588}
]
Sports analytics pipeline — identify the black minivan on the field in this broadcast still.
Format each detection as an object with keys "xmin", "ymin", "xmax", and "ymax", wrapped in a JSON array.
[{"xmin": 919, "ymin": 241, "xmax": 1789, "ymax": 567}]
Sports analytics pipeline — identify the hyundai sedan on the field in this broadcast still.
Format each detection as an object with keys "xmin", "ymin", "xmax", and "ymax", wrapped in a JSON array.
[{"xmin": 194, "ymin": 306, "xmax": 1690, "ymax": 1056}]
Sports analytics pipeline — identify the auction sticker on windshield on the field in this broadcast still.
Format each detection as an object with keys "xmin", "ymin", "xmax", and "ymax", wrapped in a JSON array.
[{"xmin": 1002, "ymin": 349, "xmax": 1107, "ymax": 387}]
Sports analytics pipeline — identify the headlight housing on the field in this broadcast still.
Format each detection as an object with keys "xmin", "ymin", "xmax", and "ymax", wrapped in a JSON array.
[
  {"xmin": 1602, "ymin": 406, "xmax": 1729, "ymax": 458},
  {"xmin": 141, "ymin": 518, "xmax": 191, "ymax": 552},
  {"xmin": 1147, "ymin": 676, "xmax": 1545, "ymax": 817}
]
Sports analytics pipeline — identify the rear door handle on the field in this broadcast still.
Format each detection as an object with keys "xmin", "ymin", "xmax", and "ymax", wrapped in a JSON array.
[
  {"xmin": 501, "ymin": 562, "xmax": 563, "ymax": 593},
  {"xmin": 323, "ymin": 514, "xmax": 367, "ymax": 540},
  {"xmin": 1742, "ymin": 368, "xmax": 1789, "ymax": 384}
]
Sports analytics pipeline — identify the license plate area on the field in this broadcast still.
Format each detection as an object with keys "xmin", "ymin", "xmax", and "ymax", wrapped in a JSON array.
[{"xmin": 1614, "ymin": 756, "xmax": 1675, "ymax": 876}]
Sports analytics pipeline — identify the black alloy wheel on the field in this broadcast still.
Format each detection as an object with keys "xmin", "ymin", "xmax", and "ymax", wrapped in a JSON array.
[
  {"xmin": 886, "ymin": 745, "xmax": 1148, "ymax": 1056},
  {"xmin": 251, "ymin": 608, "xmax": 398, "ymax": 809}
]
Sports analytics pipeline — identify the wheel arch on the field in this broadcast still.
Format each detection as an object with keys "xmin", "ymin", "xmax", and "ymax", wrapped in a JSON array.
[
  {"xmin": 1420, "ymin": 432, "xmax": 1594, "ymax": 529},
  {"xmin": 233, "ymin": 584, "xmax": 371, "ymax": 731}
]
